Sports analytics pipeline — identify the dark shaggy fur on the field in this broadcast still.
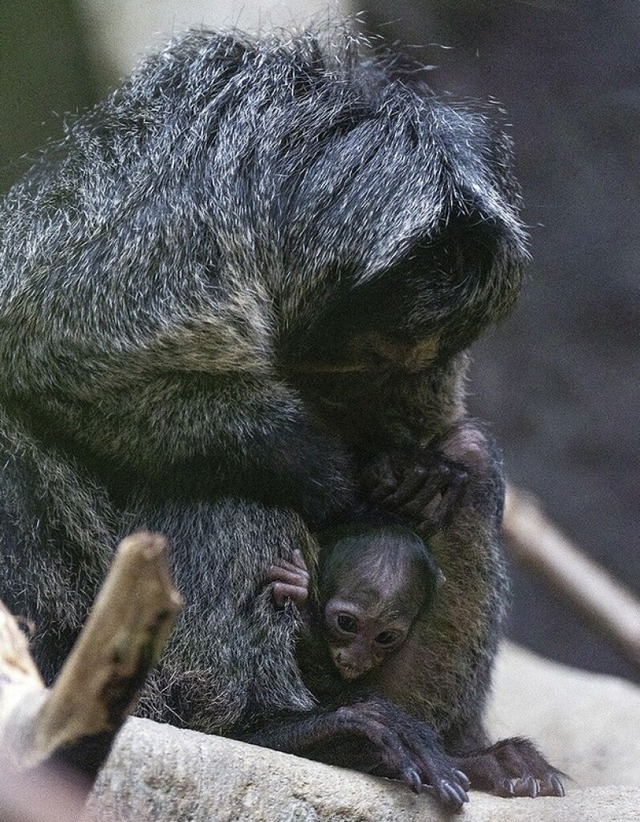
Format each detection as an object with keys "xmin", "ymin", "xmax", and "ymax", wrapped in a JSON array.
[{"xmin": 0, "ymin": 26, "xmax": 561, "ymax": 803}]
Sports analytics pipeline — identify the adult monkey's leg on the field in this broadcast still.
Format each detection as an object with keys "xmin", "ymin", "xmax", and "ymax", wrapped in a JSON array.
[{"xmin": 126, "ymin": 498, "xmax": 318, "ymax": 733}]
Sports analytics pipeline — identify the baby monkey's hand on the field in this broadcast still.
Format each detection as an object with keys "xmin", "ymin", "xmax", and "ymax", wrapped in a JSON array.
[{"xmin": 268, "ymin": 549, "xmax": 310, "ymax": 608}]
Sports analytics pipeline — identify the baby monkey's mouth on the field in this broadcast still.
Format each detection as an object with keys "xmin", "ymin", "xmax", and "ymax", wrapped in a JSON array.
[{"xmin": 331, "ymin": 649, "xmax": 373, "ymax": 681}]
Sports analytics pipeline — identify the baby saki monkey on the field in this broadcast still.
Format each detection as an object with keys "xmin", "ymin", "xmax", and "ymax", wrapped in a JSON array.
[
  {"xmin": 268, "ymin": 524, "xmax": 473, "ymax": 808},
  {"xmin": 269, "ymin": 525, "xmax": 444, "ymax": 694},
  {"xmin": 268, "ymin": 525, "xmax": 563, "ymax": 806}
]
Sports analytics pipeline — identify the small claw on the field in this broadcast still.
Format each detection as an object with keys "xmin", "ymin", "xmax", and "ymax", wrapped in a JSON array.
[
  {"xmin": 550, "ymin": 775, "xmax": 566, "ymax": 797},
  {"xmin": 527, "ymin": 777, "xmax": 539, "ymax": 798},
  {"xmin": 508, "ymin": 776, "xmax": 539, "ymax": 798},
  {"xmin": 403, "ymin": 767, "xmax": 423, "ymax": 794},
  {"xmin": 510, "ymin": 778, "xmax": 526, "ymax": 796},
  {"xmin": 444, "ymin": 779, "xmax": 469, "ymax": 806},
  {"xmin": 500, "ymin": 778, "xmax": 516, "ymax": 797},
  {"xmin": 431, "ymin": 779, "xmax": 468, "ymax": 811},
  {"xmin": 452, "ymin": 768, "xmax": 471, "ymax": 791}
]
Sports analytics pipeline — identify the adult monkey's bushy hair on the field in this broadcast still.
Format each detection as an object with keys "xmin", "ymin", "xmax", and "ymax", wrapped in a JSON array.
[{"xmin": 0, "ymin": 25, "xmax": 561, "ymax": 809}]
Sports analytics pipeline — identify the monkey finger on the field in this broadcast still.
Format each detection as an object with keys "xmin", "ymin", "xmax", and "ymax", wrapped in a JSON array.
[
  {"xmin": 547, "ymin": 775, "xmax": 566, "ymax": 797},
  {"xmin": 410, "ymin": 756, "xmax": 470, "ymax": 809},
  {"xmin": 516, "ymin": 772, "xmax": 565, "ymax": 797},
  {"xmin": 506, "ymin": 777, "xmax": 539, "ymax": 798},
  {"xmin": 387, "ymin": 728, "xmax": 471, "ymax": 808},
  {"xmin": 290, "ymin": 549, "xmax": 308, "ymax": 571},
  {"xmin": 272, "ymin": 582, "xmax": 308, "ymax": 607},
  {"xmin": 267, "ymin": 563, "xmax": 309, "ymax": 585},
  {"xmin": 379, "ymin": 459, "xmax": 465, "ymax": 522},
  {"xmin": 526, "ymin": 777, "xmax": 540, "ymax": 798},
  {"xmin": 370, "ymin": 720, "xmax": 468, "ymax": 809},
  {"xmin": 452, "ymin": 769, "xmax": 471, "ymax": 791},
  {"xmin": 333, "ymin": 706, "xmax": 428, "ymax": 794},
  {"xmin": 336, "ymin": 699, "xmax": 471, "ymax": 810},
  {"xmin": 418, "ymin": 470, "xmax": 469, "ymax": 532},
  {"xmin": 378, "ymin": 465, "xmax": 428, "ymax": 507},
  {"xmin": 361, "ymin": 457, "xmax": 401, "ymax": 500},
  {"xmin": 394, "ymin": 480, "xmax": 444, "ymax": 519},
  {"xmin": 453, "ymin": 737, "xmax": 565, "ymax": 799},
  {"xmin": 498, "ymin": 778, "xmax": 515, "ymax": 797},
  {"xmin": 375, "ymin": 743, "xmax": 427, "ymax": 796}
]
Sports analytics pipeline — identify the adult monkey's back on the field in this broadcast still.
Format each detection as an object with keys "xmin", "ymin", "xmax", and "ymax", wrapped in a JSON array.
[{"xmin": 0, "ymin": 27, "xmax": 561, "ymax": 802}]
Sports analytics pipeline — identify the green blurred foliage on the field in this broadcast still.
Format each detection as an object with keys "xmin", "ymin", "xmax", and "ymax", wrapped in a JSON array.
[{"xmin": 0, "ymin": 0, "xmax": 99, "ymax": 192}]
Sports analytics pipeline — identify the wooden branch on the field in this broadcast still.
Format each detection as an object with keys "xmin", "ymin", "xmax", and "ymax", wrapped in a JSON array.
[
  {"xmin": 0, "ymin": 600, "xmax": 44, "ymax": 721},
  {"xmin": 503, "ymin": 487, "xmax": 640, "ymax": 670},
  {"xmin": 0, "ymin": 531, "xmax": 182, "ymax": 817}
]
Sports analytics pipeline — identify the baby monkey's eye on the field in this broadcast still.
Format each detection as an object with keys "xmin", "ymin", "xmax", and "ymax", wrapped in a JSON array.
[
  {"xmin": 375, "ymin": 631, "xmax": 399, "ymax": 647},
  {"xmin": 336, "ymin": 614, "xmax": 358, "ymax": 633}
]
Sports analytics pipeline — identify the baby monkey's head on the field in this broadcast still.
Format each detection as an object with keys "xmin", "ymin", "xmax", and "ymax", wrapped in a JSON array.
[{"xmin": 317, "ymin": 524, "xmax": 442, "ymax": 680}]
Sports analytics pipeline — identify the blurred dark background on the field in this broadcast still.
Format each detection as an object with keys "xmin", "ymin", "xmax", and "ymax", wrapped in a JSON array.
[
  {"xmin": 359, "ymin": 0, "xmax": 640, "ymax": 684},
  {"xmin": 1, "ymin": 0, "xmax": 638, "ymax": 682}
]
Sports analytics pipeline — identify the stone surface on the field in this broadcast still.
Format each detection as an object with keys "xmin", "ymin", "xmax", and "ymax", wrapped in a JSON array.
[
  {"xmin": 86, "ymin": 643, "xmax": 640, "ymax": 821},
  {"xmin": 487, "ymin": 642, "xmax": 640, "ymax": 788}
]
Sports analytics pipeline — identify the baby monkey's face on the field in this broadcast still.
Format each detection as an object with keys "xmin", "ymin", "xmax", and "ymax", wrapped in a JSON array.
[
  {"xmin": 323, "ymin": 593, "xmax": 418, "ymax": 680},
  {"xmin": 316, "ymin": 526, "xmax": 439, "ymax": 680}
]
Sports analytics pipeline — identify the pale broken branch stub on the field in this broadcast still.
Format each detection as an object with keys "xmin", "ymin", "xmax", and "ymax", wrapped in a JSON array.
[{"xmin": 0, "ymin": 531, "xmax": 182, "ymax": 771}]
